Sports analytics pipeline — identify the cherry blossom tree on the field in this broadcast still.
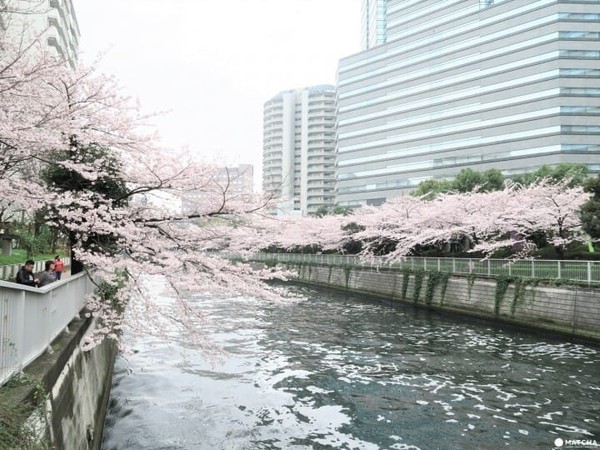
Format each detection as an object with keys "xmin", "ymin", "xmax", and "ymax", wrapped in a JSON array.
[
  {"xmin": 1, "ymin": 14, "xmax": 290, "ymax": 350},
  {"xmin": 257, "ymin": 182, "xmax": 590, "ymax": 263},
  {"xmin": 470, "ymin": 181, "xmax": 590, "ymax": 258}
]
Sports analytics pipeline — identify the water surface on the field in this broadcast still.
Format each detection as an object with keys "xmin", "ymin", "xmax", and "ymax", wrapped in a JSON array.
[{"xmin": 102, "ymin": 286, "xmax": 599, "ymax": 449}]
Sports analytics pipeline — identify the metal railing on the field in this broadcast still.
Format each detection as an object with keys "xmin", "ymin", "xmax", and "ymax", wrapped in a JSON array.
[
  {"xmin": 0, "ymin": 271, "xmax": 94, "ymax": 386},
  {"xmin": 0, "ymin": 257, "xmax": 71, "ymax": 281},
  {"xmin": 250, "ymin": 253, "xmax": 600, "ymax": 285}
]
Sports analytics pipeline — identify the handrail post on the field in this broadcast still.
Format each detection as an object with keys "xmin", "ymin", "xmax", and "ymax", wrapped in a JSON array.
[
  {"xmin": 588, "ymin": 262, "xmax": 592, "ymax": 285},
  {"xmin": 15, "ymin": 290, "xmax": 25, "ymax": 373},
  {"xmin": 487, "ymin": 260, "xmax": 491, "ymax": 277},
  {"xmin": 557, "ymin": 260, "xmax": 561, "ymax": 279},
  {"xmin": 532, "ymin": 260, "xmax": 535, "ymax": 278}
]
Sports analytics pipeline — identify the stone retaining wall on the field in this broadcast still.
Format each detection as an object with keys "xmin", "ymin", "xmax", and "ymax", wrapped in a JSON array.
[{"xmin": 293, "ymin": 264, "xmax": 600, "ymax": 342}]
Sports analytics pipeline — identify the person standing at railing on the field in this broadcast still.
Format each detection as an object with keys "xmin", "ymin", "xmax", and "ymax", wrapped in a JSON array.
[
  {"xmin": 38, "ymin": 260, "xmax": 57, "ymax": 287},
  {"xmin": 54, "ymin": 255, "xmax": 65, "ymax": 280},
  {"xmin": 16, "ymin": 259, "xmax": 39, "ymax": 287}
]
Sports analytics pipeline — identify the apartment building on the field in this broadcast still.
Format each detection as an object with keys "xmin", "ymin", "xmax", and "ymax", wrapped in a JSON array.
[
  {"xmin": 1, "ymin": 0, "xmax": 80, "ymax": 68},
  {"xmin": 263, "ymin": 85, "xmax": 336, "ymax": 215}
]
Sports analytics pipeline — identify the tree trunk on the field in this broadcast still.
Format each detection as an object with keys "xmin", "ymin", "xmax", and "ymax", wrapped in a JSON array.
[
  {"xmin": 69, "ymin": 233, "xmax": 84, "ymax": 274},
  {"xmin": 50, "ymin": 228, "xmax": 58, "ymax": 254}
]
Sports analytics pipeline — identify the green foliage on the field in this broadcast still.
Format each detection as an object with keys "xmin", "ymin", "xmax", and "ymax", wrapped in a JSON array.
[
  {"xmin": 43, "ymin": 143, "xmax": 129, "ymax": 207},
  {"xmin": 411, "ymin": 168, "xmax": 504, "ymax": 198},
  {"xmin": 343, "ymin": 265, "xmax": 352, "ymax": 288},
  {"xmin": 511, "ymin": 277, "xmax": 540, "ymax": 316},
  {"xmin": 6, "ymin": 213, "xmax": 63, "ymax": 258},
  {"xmin": 581, "ymin": 175, "xmax": 600, "ymax": 240},
  {"xmin": 543, "ymin": 163, "xmax": 588, "ymax": 187},
  {"xmin": 510, "ymin": 163, "xmax": 588, "ymax": 187},
  {"xmin": 412, "ymin": 269, "xmax": 425, "ymax": 303},
  {"xmin": 410, "ymin": 178, "xmax": 454, "ymax": 199},
  {"xmin": 528, "ymin": 242, "xmax": 600, "ymax": 260},
  {"xmin": 0, "ymin": 249, "xmax": 58, "ymax": 266},
  {"xmin": 439, "ymin": 272, "xmax": 451, "ymax": 306},
  {"xmin": 333, "ymin": 206, "xmax": 352, "ymax": 216},
  {"xmin": 42, "ymin": 143, "xmax": 129, "ymax": 265},
  {"xmin": 454, "ymin": 168, "xmax": 484, "ymax": 193},
  {"xmin": 583, "ymin": 174, "xmax": 600, "ymax": 196},
  {"xmin": 312, "ymin": 205, "xmax": 329, "ymax": 217},
  {"xmin": 312, "ymin": 205, "xmax": 352, "ymax": 217},
  {"xmin": 96, "ymin": 270, "xmax": 129, "ymax": 314},
  {"xmin": 0, "ymin": 374, "xmax": 49, "ymax": 449},
  {"xmin": 482, "ymin": 169, "xmax": 505, "ymax": 191},
  {"xmin": 494, "ymin": 275, "xmax": 514, "ymax": 315},
  {"xmin": 401, "ymin": 269, "xmax": 411, "ymax": 300},
  {"xmin": 466, "ymin": 273, "xmax": 476, "ymax": 300},
  {"xmin": 14, "ymin": 228, "xmax": 51, "ymax": 258},
  {"xmin": 340, "ymin": 221, "xmax": 365, "ymax": 254},
  {"xmin": 412, "ymin": 163, "xmax": 589, "ymax": 200},
  {"xmin": 263, "ymin": 259, "xmax": 278, "ymax": 268},
  {"xmin": 425, "ymin": 271, "xmax": 444, "ymax": 305}
]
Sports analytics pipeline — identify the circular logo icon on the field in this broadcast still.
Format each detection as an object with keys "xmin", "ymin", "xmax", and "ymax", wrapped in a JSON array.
[{"xmin": 555, "ymin": 438, "xmax": 564, "ymax": 447}]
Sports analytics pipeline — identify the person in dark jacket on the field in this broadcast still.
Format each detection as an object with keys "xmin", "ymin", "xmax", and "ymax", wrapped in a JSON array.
[{"xmin": 16, "ymin": 260, "xmax": 38, "ymax": 287}]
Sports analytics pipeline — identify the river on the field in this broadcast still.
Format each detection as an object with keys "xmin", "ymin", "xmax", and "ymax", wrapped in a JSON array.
[{"xmin": 102, "ymin": 285, "xmax": 599, "ymax": 449}]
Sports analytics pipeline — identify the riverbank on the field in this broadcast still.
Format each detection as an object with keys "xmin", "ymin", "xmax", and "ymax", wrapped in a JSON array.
[{"xmin": 284, "ymin": 263, "xmax": 600, "ymax": 344}]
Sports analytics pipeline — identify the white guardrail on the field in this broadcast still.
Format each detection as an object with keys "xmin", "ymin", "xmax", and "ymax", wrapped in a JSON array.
[
  {"xmin": 250, "ymin": 253, "xmax": 600, "ymax": 285},
  {"xmin": 0, "ymin": 270, "xmax": 94, "ymax": 386}
]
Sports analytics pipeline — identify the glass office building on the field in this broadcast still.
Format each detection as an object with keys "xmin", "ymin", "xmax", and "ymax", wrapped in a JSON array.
[
  {"xmin": 361, "ymin": 0, "xmax": 389, "ymax": 50},
  {"xmin": 336, "ymin": 0, "xmax": 600, "ymax": 206}
]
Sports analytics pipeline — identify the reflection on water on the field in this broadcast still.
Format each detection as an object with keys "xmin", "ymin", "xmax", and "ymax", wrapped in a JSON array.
[{"xmin": 102, "ymin": 286, "xmax": 599, "ymax": 449}]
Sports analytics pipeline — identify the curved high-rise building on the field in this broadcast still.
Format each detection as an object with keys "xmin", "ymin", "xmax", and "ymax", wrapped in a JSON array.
[
  {"xmin": 263, "ymin": 85, "xmax": 336, "ymax": 215},
  {"xmin": 1, "ymin": 0, "xmax": 80, "ymax": 68},
  {"xmin": 337, "ymin": 0, "xmax": 600, "ymax": 206},
  {"xmin": 45, "ymin": 0, "xmax": 80, "ymax": 68}
]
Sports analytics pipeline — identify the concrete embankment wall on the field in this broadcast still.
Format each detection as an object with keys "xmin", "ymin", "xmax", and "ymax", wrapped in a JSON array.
[
  {"xmin": 290, "ymin": 264, "xmax": 600, "ymax": 343},
  {"xmin": 46, "ymin": 317, "xmax": 117, "ymax": 449},
  {"xmin": 1, "ymin": 316, "xmax": 117, "ymax": 449}
]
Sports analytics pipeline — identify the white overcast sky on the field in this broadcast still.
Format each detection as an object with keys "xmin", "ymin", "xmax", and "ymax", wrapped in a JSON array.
[{"xmin": 75, "ymin": 0, "xmax": 362, "ymax": 187}]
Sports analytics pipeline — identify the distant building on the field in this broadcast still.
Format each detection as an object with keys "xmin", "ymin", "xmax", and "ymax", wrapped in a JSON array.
[
  {"xmin": 135, "ymin": 190, "xmax": 183, "ymax": 215},
  {"xmin": 182, "ymin": 164, "xmax": 254, "ymax": 215},
  {"xmin": 336, "ymin": 0, "xmax": 600, "ymax": 207},
  {"xmin": 215, "ymin": 164, "xmax": 253, "ymax": 197},
  {"xmin": 361, "ymin": 0, "xmax": 388, "ymax": 50},
  {"xmin": 1, "ymin": 0, "xmax": 80, "ymax": 68},
  {"xmin": 263, "ymin": 85, "xmax": 336, "ymax": 216}
]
